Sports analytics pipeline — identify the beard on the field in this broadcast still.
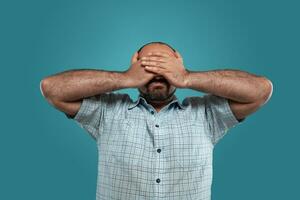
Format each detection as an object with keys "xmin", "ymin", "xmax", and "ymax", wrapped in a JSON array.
[{"xmin": 139, "ymin": 77, "xmax": 176, "ymax": 102}]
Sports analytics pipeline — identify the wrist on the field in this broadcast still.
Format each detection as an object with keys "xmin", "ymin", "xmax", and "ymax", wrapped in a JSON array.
[
  {"xmin": 120, "ymin": 71, "xmax": 135, "ymax": 88},
  {"xmin": 184, "ymin": 69, "xmax": 193, "ymax": 88}
]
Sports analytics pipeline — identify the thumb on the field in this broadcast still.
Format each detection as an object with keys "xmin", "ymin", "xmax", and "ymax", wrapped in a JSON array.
[
  {"xmin": 175, "ymin": 51, "xmax": 183, "ymax": 63},
  {"xmin": 130, "ymin": 51, "xmax": 139, "ymax": 64}
]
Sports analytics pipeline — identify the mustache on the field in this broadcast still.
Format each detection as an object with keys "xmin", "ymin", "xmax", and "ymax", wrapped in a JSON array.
[{"xmin": 148, "ymin": 77, "xmax": 168, "ymax": 85}]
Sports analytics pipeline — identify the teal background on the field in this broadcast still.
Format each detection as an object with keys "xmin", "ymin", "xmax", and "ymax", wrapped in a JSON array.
[{"xmin": 1, "ymin": 0, "xmax": 299, "ymax": 199}]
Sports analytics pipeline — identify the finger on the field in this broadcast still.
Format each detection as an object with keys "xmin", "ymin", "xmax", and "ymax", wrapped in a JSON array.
[
  {"xmin": 142, "ymin": 62, "xmax": 166, "ymax": 69},
  {"xmin": 141, "ymin": 57, "xmax": 167, "ymax": 63},
  {"xmin": 147, "ymin": 51, "xmax": 170, "ymax": 58},
  {"xmin": 130, "ymin": 52, "xmax": 139, "ymax": 64},
  {"xmin": 142, "ymin": 61, "xmax": 160, "ymax": 67},
  {"xmin": 144, "ymin": 67, "xmax": 159, "ymax": 75},
  {"xmin": 144, "ymin": 66, "xmax": 165, "ymax": 74}
]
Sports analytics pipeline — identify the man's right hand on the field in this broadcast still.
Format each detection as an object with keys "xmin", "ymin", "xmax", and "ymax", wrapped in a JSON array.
[{"xmin": 124, "ymin": 52, "xmax": 158, "ymax": 88}]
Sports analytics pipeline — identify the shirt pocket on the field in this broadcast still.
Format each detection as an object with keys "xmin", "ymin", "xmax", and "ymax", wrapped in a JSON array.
[
  {"xmin": 170, "ymin": 121, "xmax": 213, "ymax": 169},
  {"xmin": 102, "ymin": 118, "xmax": 145, "ymax": 167}
]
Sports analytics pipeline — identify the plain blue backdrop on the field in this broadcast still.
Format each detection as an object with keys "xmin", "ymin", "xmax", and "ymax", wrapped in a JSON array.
[{"xmin": 1, "ymin": 0, "xmax": 299, "ymax": 199}]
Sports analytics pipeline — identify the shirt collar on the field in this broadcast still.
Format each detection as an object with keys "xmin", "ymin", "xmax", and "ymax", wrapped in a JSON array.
[{"xmin": 127, "ymin": 94, "xmax": 185, "ymax": 110}]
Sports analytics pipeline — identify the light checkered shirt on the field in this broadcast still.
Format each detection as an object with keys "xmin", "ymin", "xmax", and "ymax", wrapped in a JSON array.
[{"xmin": 66, "ymin": 92, "xmax": 243, "ymax": 200}]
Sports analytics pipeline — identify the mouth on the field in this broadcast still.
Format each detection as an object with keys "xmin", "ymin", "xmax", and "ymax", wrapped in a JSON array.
[
  {"xmin": 148, "ymin": 77, "xmax": 168, "ymax": 85},
  {"xmin": 148, "ymin": 80, "xmax": 167, "ymax": 88},
  {"xmin": 150, "ymin": 82, "xmax": 165, "ymax": 86}
]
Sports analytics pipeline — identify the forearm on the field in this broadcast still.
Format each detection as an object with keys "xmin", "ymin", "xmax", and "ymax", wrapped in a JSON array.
[
  {"xmin": 41, "ymin": 69, "xmax": 131, "ymax": 102},
  {"xmin": 186, "ymin": 69, "xmax": 272, "ymax": 103}
]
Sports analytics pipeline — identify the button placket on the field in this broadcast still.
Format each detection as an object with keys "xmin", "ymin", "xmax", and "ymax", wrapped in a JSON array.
[
  {"xmin": 153, "ymin": 118, "xmax": 162, "ymax": 188},
  {"xmin": 154, "ymin": 122, "xmax": 160, "ymax": 155}
]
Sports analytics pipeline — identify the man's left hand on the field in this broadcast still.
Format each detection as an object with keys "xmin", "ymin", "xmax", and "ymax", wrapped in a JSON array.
[{"xmin": 140, "ymin": 51, "xmax": 190, "ymax": 88}]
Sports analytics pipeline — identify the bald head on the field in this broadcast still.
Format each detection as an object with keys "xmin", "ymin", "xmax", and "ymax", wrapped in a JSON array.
[{"xmin": 137, "ymin": 42, "xmax": 176, "ymax": 60}]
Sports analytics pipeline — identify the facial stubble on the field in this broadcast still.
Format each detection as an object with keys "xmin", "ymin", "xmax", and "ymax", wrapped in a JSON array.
[{"xmin": 140, "ymin": 81, "xmax": 176, "ymax": 102}]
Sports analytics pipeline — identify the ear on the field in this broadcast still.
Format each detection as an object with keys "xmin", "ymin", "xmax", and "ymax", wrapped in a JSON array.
[
  {"xmin": 131, "ymin": 52, "xmax": 139, "ymax": 64},
  {"xmin": 175, "ymin": 51, "xmax": 183, "ymax": 63}
]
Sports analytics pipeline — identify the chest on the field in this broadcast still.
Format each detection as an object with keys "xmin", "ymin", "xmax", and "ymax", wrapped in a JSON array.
[{"xmin": 98, "ymin": 110, "xmax": 213, "ymax": 168}]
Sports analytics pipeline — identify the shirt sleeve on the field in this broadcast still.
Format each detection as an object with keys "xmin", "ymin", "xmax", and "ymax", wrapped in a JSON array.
[
  {"xmin": 65, "ymin": 92, "xmax": 130, "ymax": 141},
  {"xmin": 203, "ymin": 94, "xmax": 245, "ymax": 145}
]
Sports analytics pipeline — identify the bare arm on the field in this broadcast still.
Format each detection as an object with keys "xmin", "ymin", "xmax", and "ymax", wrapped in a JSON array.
[
  {"xmin": 40, "ymin": 69, "xmax": 132, "ymax": 117},
  {"xmin": 40, "ymin": 69, "xmax": 132, "ymax": 101},
  {"xmin": 185, "ymin": 69, "xmax": 273, "ymax": 120}
]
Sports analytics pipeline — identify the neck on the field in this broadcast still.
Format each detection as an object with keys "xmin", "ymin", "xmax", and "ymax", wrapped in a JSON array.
[
  {"xmin": 149, "ymin": 95, "xmax": 176, "ymax": 108},
  {"xmin": 139, "ymin": 93, "xmax": 176, "ymax": 111},
  {"xmin": 138, "ymin": 88, "xmax": 177, "ymax": 111}
]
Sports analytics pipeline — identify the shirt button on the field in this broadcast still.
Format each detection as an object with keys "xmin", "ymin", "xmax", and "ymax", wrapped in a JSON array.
[
  {"xmin": 150, "ymin": 110, "xmax": 154, "ymax": 114},
  {"xmin": 155, "ymin": 124, "xmax": 159, "ymax": 128},
  {"xmin": 157, "ymin": 149, "xmax": 161, "ymax": 153},
  {"xmin": 156, "ymin": 178, "xmax": 160, "ymax": 183}
]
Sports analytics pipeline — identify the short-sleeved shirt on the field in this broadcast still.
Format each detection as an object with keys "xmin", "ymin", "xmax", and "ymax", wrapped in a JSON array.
[{"xmin": 66, "ymin": 92, "xmax": 243, "ymax": 200}]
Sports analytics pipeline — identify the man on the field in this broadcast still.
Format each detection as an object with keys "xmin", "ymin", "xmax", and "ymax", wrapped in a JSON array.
[{"xmin": 40, "ymin": 41, "xmax": 273, "ymax": 200}]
